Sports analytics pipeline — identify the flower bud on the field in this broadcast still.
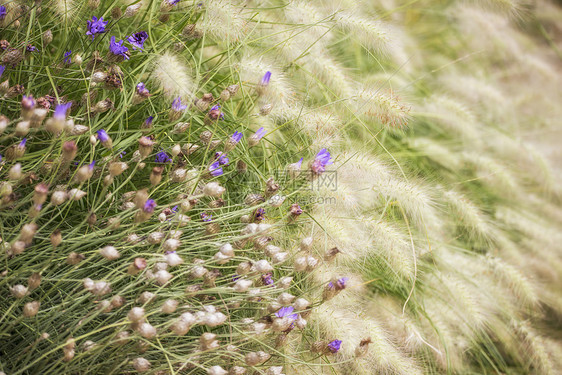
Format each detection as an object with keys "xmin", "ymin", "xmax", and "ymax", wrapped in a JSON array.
[
  {"xmin": 137, "ymin": 322, "xmax": 157, "ymax": 339},
  {"xmin": 15, "ymin": 121, "xmax": 30, "ymax": 136},
  {"xmin": 66, "ymin": 252, "xmax": 85, "ymax": 265},
  {"xmin": 277, "ymin": 292, "xmax": 295, "ymax": 305},
  {"xmin": 71, "ymin": 124, "xmax": 89, "ymax": 135},
  {"xmin": 164, "ymin": 251, "xmax": 183, "ymax": 266},
  {"xmin": 108, "ymin": 162, "xmax": 128, "ymax": 177},
  {"xmin": 245, "ymin": 351, "xmax": 270, "ymax": 366},
  {"xmin": 233, "ymin": 279, "xmax": 253, "ymax": 292},
  {"xmin": 154, "ymin": 270, "xmax": 173, "ymax": 285},
  {"xmin": 128, "ymin": 307, "xmax": 145, "ymax": 323},
  {"xmin": 43, "ymin": 29, "xmax": 53, "ymax": 45},
  {"xmin": 138, "ymin": 291, "xmax": 155, "ymax": 304},
  {"xmin": 28, "ymin": 273, "xmax": 41, "ymax": 290},
  {"xmin": 100, "ymin": 246, "xmax": 120, "ymax": 260},
  {"xmin": 203, "ymin": 182, "xmax": 225, "ymax": 198},
  {"xmin": 138, "ymin": 137, "xmax": 154, "ymax": 159},
  {"xmin": 10, "ymin": 284, "xmax": 29, "ymax": 298},
  {"xmin": 51, "ymin": 190, "xmax": 68, "ymax": 206},
  {"xmin": 68, "ymin": 189, "xmax": 86, "ymax": 201},
  {"xmin": 254, "ymin": 259, "xmax": 273, "ymax": 273},
  {"xmin": 23, "ymin": 301, "xmax": 40, "ymax": 317},
  {"xmin": 19, "ymin": 223, "xmax": 37, "ymax": 244},
  {"xmin": 124, "ymin": 3, "xmax": 142, "ymax": 17},
  {"xmin": 171, "ymin": 319, "xmax": 190, "ymax": 335},
  {"xmin": 150, "ymin": 166, "xmax": 164, "ymax": 186},
  {"xmin": 161, "ymin": 299, "xmax": 179, "ymax": 314},
  {"xmin": 208, "ymin": 366, "xmax": 228, "ymax": 375},
  {"xmin": 62, "ymin": 141, "xmax": 78, "ymax": 162}
]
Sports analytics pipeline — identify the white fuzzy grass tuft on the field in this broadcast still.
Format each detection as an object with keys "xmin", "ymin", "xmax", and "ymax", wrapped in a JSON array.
[
  {"xmin": 408, "ymin": 138, "xmax": 462, "ymax": 170},
  {"xmin": 301, "ymin": 53, "xmax": 354, "ymax": 99},
  {"xmin": 237, "ymin": 55, "xmax": 296, "ymax": 116},
  {"xmin": 486, "ymin": 256, "xmax": 539, "ymax": 307},
  {"xmin": 152, "ymin": 52, "xmax": 194, "ymax": 98},
  {"xmin": 197, "ymin": 0, "xmax": 250, "ymax": 42},
  {"xmin": 354, "ymin": 88, "xmax": 411, "ymax": 128},
  {"xmin": 462, "ymin": 152, "xmax": 521, "ymax": 196},
  {"xmin": 464, "ymin": 0, "xmax": 527, "ymax": 16},
  {"xmin": 314, "ymin": 296, "xmax": 423, "ymax": 375},
  {"xmin": 443, "ymin": 190, "xmax": 499, "ymax": 243},
  {"xmin": 421, "ymin": 94, "xmax": 482, "ymax": 141},
  {"xmin": 331, "ymin": 8, "xmax": 409, "ymax": 66}
]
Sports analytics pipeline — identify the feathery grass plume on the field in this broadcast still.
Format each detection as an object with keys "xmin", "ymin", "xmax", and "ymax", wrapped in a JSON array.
[
  {"xmin": 330, "ymin": 8, "xmax": 409, "ymax": 66},
  {"xmin": 462, "ymin": 152, "xmax": 521, "ymax": 196},
  {"xmin": 443, "ymin": 190, "xmax": 499, "ymax": 244},
  {"xmin": 421, "ymin": 94, "xmax": 482, "ymax": 141},
  {"xmin": 486, "ymin": 256, "xmax": 539, "ymax": 307},
  {"xmin": 237, "ymin": 55, "xmax": 296, "ymax": 116},
  {"xmin": 439, "ymin": 73, "xmax": 509, "ymax": 122},
  {"xmin": 465, "ymin": 0, "xmax": 527, "ymax": 16},
  {"xmin": 196, "ymin": 0, "xmax": 250, "ymax": 42},
  {"xmin": 451, "ymin": 5, "xmax": 523, "ymax": 61},
  {"xmin": 407, "ymin": 137, "xmax": 462, "ymax": 171},
  {"xmin": 354, "ymin": 87, "xmax": 411, "ymax": 129},
  {"xmin": 152, "ymin": 51, "xmax": 194, "ymax": 98},
  {"xmin": 511, "ymin": 320, "xmax": 555, "ymax": 374},
  {"xmin": 368, "ymin": 296, "xmax": 428, "ymax": 353},
  {"xmin": 314, "ymin": 296, "xmax": 423, "ymax": 375},
  {"xmin": 283, "ymin": 1, "xmax": 331, "ymax": 45},
  {"xmin": 300, "ymin": 53, "xmax": 354, "ymax": 99}
]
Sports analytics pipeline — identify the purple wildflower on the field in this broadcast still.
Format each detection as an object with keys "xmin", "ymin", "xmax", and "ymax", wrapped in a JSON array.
[
  {"xmin": 88, "ymin": 160, "xmax": 96, "ymax": 170},
  {"xmin": 254, "ymin": 208, "xmax": 266, "ymax": 222},
  {"xmin": 119, "ymin": 150, "xmax": 126, "ymax": 158},
  {"xmin": 254, "ymin": 127, "xmax": 266, "ymax": 139},
  {"xmin": 248, "ymin": 127, "xmax": 266, "ymax": 147},
  {"xmin": 208, "ymin": 161, "xmax": 223, "ymax": 177},
  {"xmin": 328, "ymin": 277, "xmax": 349, "ymax": 290},
  {"xmin": 63, "ymin": 51, "xmax": 72, "ymax": 64},
  {"xmin": 201, "ymin": 212, "xmax": 213, "ymax": 222},
  {"xmin": 214, "ymin": 152, "xmax": 229, "ymax": 166},
  {"xmin": 262, "ymin": 273, "xmax": 274, "ymax": 286},
  {"xmin": 86, "ymin": 16, "xmax": 108, "ymax": 40},
  {"xmin": 327, "ymin": 340, "xmax": 342, "ymax": 354},
  {"xmin": 231, "ymin": 131, "xmax": 243, "ymax": 143},
  {"xmin": 136, "ymin": 82, "xmax": 150, "ymax": 96},
  {"xmin": 22, "ymin": 95, "xmax": 35, "ymax": 111},
  {"xmin": 145, "ymin": 116, "xmax": 154, "ymax": 126},
  {"xmin": 275, "ymin": 306, "xmax": 298, "ymax": 320},
  {"xmin": 208, "ymin": 105, "xmax": 224, "ymax": 121},
  {"xmin": 294, "ymin": 158, "xmax": 304, "ymax": 168},
  {"xmin": 143, "ymin": 199, "xmax": 156, "ymax": 213},
  {"xmin": 260, "ymin": 71, "xmax": 271, "ymax": 86},
  {"xmin": 165, "ymin": 0, "xmax": 181, "ymax": 5},
  {"xmin": 109, "ymin": 36, "xmax": 130, "ymax": 61},
  {"xmin": 310, "ymin": 148, "xmax": 332, "ymax": 175},
  {"xmin": 0, "ymin": 6, "xmax": 6, "ymax": 20},
  {"xmin": 171, "ymin": 97, "xmax": 187, "ymax": 111},
  {"xmin": 127, "ymin": 31, "xmax": 148, "ymax": 50},
  {"xmin": 54, "ymin": 102, "xmax": 72, "ymax": 120},
  {"xmin": 155, "ymin": 150, "xmax": 171, "ymax": 163},
  {"xmin": 0, "ymin": 65, "xmax": 5, "ymax": 79},
  {"xmin": 96, "ymin": 129, "xmax": 110, "ymax": 143},
  {"xmin": 290, "ymin": 203, "xmax": 303, "ymax": 216},
  {"xmin": 19, "ymin": 138, "xmax": 27, "ymax": 148},
  {"xmin": 26, "ymin": 45, "xmax": 36, "ymax": 52}
]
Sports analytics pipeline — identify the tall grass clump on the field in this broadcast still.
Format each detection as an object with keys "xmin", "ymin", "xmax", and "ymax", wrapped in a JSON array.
[{"xmin": 2, "ymin": 0, "xmax": 562, "ymax": 374}]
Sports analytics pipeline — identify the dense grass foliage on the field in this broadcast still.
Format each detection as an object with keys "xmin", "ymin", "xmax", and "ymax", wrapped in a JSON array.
[{"xmin": 1, "ymin": 0, "xmax": 561, "ymax": 374}]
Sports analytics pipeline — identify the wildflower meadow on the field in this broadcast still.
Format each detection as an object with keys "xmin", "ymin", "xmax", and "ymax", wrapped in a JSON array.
[{"xmin": 1, "ymin": 0, "xmax": 561, "ymax": 374}]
